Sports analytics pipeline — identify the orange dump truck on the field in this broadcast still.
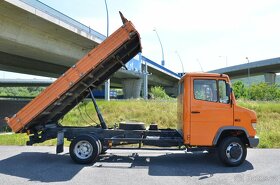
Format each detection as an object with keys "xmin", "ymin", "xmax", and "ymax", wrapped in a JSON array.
[{"xmin": 6, "ymin": 14, "xmax": 258, "ymax": 167}]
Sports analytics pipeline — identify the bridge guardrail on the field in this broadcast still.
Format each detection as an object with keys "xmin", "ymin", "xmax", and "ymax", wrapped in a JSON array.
[{"xmin": 142, "ymin": 56, "xmax": 180, "ymax": 78}]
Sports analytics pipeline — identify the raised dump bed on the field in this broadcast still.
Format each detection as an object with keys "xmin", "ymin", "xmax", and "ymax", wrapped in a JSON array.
[{"xmin": 6, "ymin": 16, "xmax": 141, "ymax": 133}]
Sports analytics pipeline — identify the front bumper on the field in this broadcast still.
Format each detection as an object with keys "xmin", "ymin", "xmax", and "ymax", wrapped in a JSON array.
[{"xmin": 248, "ymin": 136, "xmax": 259, "ymax": 147}]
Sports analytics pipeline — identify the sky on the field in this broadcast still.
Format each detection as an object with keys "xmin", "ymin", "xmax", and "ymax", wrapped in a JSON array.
[{"xmin": 2, "ymin": 0, "xmax": 280, "ymax": 78}]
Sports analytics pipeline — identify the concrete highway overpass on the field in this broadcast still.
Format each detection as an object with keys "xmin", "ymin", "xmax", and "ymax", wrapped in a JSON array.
[
  {"xmin": 209, "ymin": 57, "xmax": 280, "ymax": 84},
  {"xmin": 0, "ymin": 0, "xmax": 180, "ymax": 99}
]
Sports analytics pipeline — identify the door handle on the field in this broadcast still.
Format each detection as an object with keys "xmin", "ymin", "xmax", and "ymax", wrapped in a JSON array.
[{"xmin": 191, "ymin": 111, "xmax": 200, "ymax": 114}]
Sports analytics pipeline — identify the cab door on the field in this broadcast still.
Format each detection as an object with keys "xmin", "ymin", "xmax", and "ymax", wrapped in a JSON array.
[{"xmin": 190, "ymin": 78, "xmax": 233, "ymax": 146}]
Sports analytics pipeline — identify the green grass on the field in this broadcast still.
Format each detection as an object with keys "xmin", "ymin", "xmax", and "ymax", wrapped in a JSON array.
[
  {"xmin": 237, "ymin": 100, "xmax": 280, "ymax": 148},
  {"xmin": 61, "ymin": 100, "xmax": 177, "ymax": 129},
  {"xmin": 1, "ymin": 99, "xmax": 279, "ymax": 148},
  {"xmin": 0, "ymin": 134, "xmax": 29, "ymax": 146},
  {"xmin": 0, "ymin": 100, "xmax": 177, "ymax": 146},
  {"xmin": 0, "ymin": 134, "xmax": 69, "ymax": 146}
]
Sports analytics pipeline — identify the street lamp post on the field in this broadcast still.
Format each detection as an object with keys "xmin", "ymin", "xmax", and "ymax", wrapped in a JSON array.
[
  {"xmin": 104, "ymin": 0, "xmax": 109, "ymax": 37},
  {"xmin": 246, "ymin": 57, "xmax": 250, "ymax": 98},
  {"xmin": 197, "ymin": 59, "xmax": 204, "ymax": 72},
  {"xmin": 104, "ymin": 0, "xmax": 110, "ymax": 101},
  {"xmin": 153, "ymin": 28, "xmax": 165, "ymax": 66},
  {"xmin": 219, "ymin": 56, "xmax": 228, "ymax": 67},
  {"xmin": 246, "ymin": 57, "xmax": 250, "ymax": 86},
  {"xmin": 175, "ymin": 51, "xmax": 185, "ymax": 74}
]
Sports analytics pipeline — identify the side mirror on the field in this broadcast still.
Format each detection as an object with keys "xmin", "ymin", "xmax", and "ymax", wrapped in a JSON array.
[{"xmin": 226, "ymin": 83, "xmax": 232, "ymax": 97}]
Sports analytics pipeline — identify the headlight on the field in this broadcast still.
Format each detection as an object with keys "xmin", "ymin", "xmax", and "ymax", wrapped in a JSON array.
[{"xmin": 252, "ymin": 123, "xmax": 257, "ymax": 130}]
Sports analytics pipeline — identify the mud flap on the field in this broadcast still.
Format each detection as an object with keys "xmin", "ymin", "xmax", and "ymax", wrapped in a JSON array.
[{"xmin": 56, "ymin": 131, "xmax": 64, "ymax": 154}]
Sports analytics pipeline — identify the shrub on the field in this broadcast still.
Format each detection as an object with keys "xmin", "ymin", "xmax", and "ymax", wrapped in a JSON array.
[
  {"xmin": 150, "ymin": 86, "xmax": 170, "ymax": 100},
  {"xmin": 249, "ymin": 83, "xmax": 280, "ymax": 101},
  {"xmin": 232, "ymin": 81, "xmax": 248, "ymax": 99},
  {"xmin": 232, "ymin": 81, "xmax": 280, "ymax": 101}
]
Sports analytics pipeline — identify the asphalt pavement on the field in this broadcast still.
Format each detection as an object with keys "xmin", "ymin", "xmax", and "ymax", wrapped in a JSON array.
[{"xmin": 0, "ymin": 146, "xmax": 279, "ymax": 185}]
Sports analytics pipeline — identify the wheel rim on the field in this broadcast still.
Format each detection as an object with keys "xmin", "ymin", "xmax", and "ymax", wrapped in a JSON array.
[
  {"xmin": 225, "ymin": 142, "xmax": 243, "ymax": 163},
  {"xmin": 74, "ymin": 140, "xmax": 93, "ymax": 159}
]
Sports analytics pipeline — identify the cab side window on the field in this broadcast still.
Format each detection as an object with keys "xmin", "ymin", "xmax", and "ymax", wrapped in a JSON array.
[
  {"xmin": 194, "ymin": 80, "xmax": 217, "ymax": 102},
  {"xmin": 218, "ymin": 80, "xmax": 230, "ymax": 104}
]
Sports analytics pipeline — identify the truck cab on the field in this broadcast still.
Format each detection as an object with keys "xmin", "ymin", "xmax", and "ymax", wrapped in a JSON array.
[{"xmin": 178, "ymin": 73, "xmax": 259, "ymax": 166}]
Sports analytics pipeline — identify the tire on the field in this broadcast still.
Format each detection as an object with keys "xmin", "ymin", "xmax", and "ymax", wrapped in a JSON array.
[
  {"xmin": 218, "ymin": 137, "xmax": 247, "ymax": 167},
  {"xmin": 119, "ymin": 122, "xmax": 145, "ymax": 130},
  {"xmin": 69, "ymin": 135, "xmax": 100, "ymax": 164},
  {"xmin": 92, "ymin": 137, "xmax": 106, "ymax": 155},
  {"xmin": 100, "ymin": 148, "xmax": 107, "ymax": 155},
  {"xmin": 97, "ymin": 140, "xmax": 107, "ymax": 155}
]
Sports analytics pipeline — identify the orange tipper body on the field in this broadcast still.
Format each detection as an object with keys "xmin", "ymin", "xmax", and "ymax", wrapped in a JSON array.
[
  {"xmin": 177, "ymin": 73, "xmax": 257, "ymax": 146},
  {"xmin": 6, "ymin": 20, "xmax": 141, "ymax": 133}
]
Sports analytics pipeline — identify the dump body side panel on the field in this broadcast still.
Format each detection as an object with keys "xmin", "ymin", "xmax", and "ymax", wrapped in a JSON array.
[{"xmin": 6, "ymin": 21, "xmax": 141, "ymax": 133}]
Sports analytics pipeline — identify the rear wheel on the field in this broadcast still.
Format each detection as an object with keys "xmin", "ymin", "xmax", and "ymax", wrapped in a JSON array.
[
  {"xmin": 96, "ymin": 139, "xmax": 107, "ymax": 155},
  {"xmin": 70, "ymin": 135, "xmax": 100, "ymax": 164},
  {"xmin": 218, "ymin": 137, "xmax": 247, "ymax": 167}
]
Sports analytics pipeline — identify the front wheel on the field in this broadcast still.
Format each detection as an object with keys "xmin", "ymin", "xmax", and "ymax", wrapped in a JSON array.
[
  {"xmin": 218, "ymin": 137, "xmax": 247, "ymax": 167},
  {"xmin": 69, "ymin": 135, "xmax": 100, "ymax": 164}
]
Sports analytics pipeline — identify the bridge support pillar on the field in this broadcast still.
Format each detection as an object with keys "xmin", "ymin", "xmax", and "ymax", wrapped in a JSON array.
[
  {"xmin": 122, "ymin": 79, "xmax": 142, "ymax": 99},
  {"xmin": 264, "ymin": 73, "xmax": 276, "ymax": 85}
]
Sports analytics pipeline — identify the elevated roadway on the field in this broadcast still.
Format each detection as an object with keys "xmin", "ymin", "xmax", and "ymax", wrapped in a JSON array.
[
  {"xmin": 209, "ymin": 57, "xmax": 280, "ymax": 84},
  {"xmin": 0, "ymin": 0, "xmax": 180, "ymax": 99}
]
